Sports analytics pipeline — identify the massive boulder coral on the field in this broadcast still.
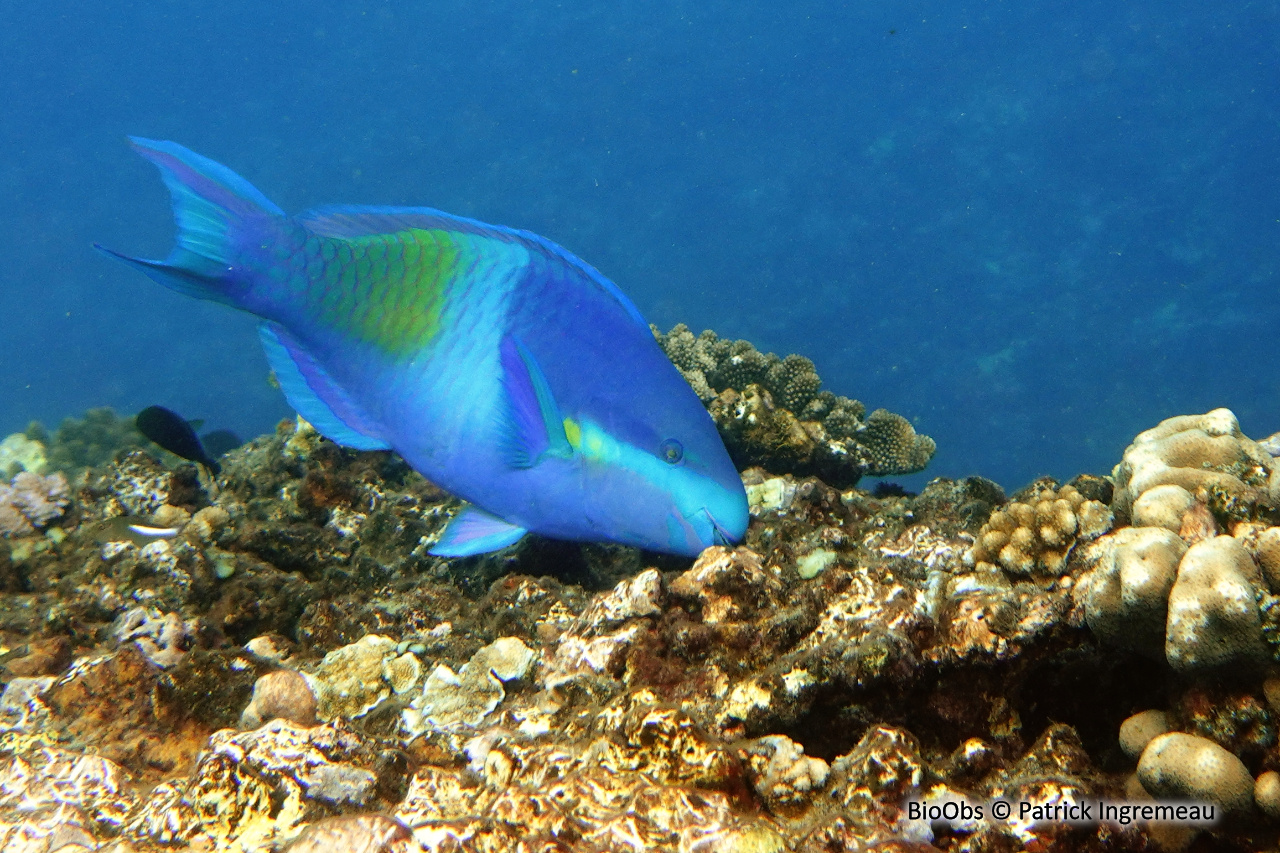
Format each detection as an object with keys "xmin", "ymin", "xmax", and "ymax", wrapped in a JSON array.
[
  {"xmin": 1164, "ymin": 536, "xmax": 1270, "ymax": 673},
  {"xmin": 1083, "ymin": 526, "xmax": 1186, "ymax": 659},
  {"xmin": 1111, "ymin": 408, "xmax": 1280, "ymax": 522},
  {"xmin": 1081, "ymin": 409, "xmax": 1280, "ymax": 675},
  {"xmin": 655, "ymin": 324, "xmax": 935, "ymax": 485},
  {"xmin": 1137, "ymin": 731, "xmax": 1255, "ymax": 816}
]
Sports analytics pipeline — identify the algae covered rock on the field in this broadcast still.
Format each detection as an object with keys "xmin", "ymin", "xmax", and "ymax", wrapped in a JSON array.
[{"xmin": 655, "ymin": 324, "xmax": 935, "ymax": 486}]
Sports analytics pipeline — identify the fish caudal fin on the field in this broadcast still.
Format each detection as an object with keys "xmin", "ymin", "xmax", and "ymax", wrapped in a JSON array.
[{"xmin": 95, "ymin": 137, "xmax": 284, "ymax": 304}]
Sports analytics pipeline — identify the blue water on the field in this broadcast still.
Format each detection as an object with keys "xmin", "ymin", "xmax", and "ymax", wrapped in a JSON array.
[{"xmin": 3, "ymin": 0, "xmax": 1278, "ymax": 491}]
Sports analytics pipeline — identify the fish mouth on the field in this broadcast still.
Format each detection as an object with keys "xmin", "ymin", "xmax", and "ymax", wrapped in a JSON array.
[{"xmin": 703, "ymin": 509, "xmax": 736, "ymax": 547}]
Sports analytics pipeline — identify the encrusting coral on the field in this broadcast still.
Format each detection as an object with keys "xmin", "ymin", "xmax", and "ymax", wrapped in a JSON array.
[
  {"xmin": 655, "ymin": 324, "xmax": 935, "ymax": 485},
  {"xmin": 0, "ymin": 471, "xmax": 70, "ymax": 538}
]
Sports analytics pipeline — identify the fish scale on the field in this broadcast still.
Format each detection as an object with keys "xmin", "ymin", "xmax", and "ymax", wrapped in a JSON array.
[{"xmin": 98, "ymin": 137, "xmax": 747, "ymax": 557}]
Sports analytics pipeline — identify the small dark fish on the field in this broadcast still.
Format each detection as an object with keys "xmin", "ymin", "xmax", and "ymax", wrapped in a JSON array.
[
  {"xmin": 872, "ymin": 481, "xmax": 914, "ymax": 498},
  {"xmin": 136, "ymin": 405, "xmax": 221, "ymax": 476},
  {"xmin": 87, "ymin": 515, "xmax": 183, "ymax": 546},
  {"xmin": 200, "ymin": 429, "xmax": 243, "ymax": 459}
]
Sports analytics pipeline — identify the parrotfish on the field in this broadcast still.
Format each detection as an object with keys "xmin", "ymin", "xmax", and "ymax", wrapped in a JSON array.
[{"xmin": 98, "ymin": 139, "xmax": 747, "ymax": 557}]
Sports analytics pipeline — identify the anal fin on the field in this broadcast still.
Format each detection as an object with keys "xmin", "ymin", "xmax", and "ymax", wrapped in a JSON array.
[
  {"xmin": 430, "ymin": 504, "xmax": 527, "ymax": 556},
  {"xmin": 258, "ymin": 322, "xmax": 391, "ymax": 451}
]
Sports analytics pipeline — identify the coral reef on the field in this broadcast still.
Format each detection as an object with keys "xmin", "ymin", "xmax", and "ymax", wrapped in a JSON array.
[
  {"xmin": 656, "ymin": 324, "xmax": 935, "ymax": 485},
  {"xmin": 13, "ymin": 406, "xmax": 1280, "ymax": 850},
  {"xmin": 25, "ymin": 407, "xmax": 149, "ymax": 478}
]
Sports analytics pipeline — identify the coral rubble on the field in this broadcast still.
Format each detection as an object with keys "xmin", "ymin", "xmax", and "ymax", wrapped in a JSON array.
[{"xmin": 12, "ymin": 398, "xmax": 1280, "ymax": 850}]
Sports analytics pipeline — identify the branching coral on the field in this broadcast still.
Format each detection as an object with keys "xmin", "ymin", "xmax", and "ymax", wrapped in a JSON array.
[
  {"xmin": 655, "ymin": 324, "xmax": 935, "ymax": 485},
  {"xmin": 965, "ymin": 482, "xmax": 1112, "ymax": 576}
]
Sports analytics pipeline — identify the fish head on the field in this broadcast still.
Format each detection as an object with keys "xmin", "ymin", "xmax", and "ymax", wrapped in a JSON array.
[{"xmin": 570, "ymin": 405, "xmax": 749, "ymax": 557}]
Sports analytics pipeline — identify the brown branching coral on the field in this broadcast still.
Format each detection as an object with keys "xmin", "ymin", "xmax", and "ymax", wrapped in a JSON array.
[
  {"xmin": 655, "ymin": 324, "xmax": 935, "ymax": 486},
  {"xmin": 860, "ymin": 408, "xmax": 936, "ymax": 477},
  {"xmin": 965, "ymin": 482, "xmax": 1111, "ymax": 576}
]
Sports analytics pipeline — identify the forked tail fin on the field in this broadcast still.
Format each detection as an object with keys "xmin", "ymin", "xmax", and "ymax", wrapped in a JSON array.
[{"xmin": 94, "ymin": 137, "xmax": 284, "ymax": 303}]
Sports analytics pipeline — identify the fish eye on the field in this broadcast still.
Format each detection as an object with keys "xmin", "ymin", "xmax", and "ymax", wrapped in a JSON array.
[{"xmin": 659, "ymin": 438, "xmax": 684, "ymax": 465}]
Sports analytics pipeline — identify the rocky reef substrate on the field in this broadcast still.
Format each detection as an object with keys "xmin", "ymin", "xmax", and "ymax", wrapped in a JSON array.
[{"xmin": 5, "ymin": 370, "xmax": 1280, "ymax": 850}]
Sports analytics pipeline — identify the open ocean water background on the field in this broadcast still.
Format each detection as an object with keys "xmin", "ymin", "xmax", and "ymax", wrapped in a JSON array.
[{"xmin": 1, "ymin": 0, "xmax": 1277, "ymax": 492}]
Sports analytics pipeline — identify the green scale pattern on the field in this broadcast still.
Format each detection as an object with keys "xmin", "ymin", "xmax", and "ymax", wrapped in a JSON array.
[{"xmin": 293, "ymin": 227, "xmax": 462, "ymax": 357}]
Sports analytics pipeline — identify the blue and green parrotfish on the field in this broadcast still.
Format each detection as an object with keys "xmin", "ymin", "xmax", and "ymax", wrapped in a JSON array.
[{"xmin": 98, "ymin": 139, "xmax": 748, "ymax": 557}]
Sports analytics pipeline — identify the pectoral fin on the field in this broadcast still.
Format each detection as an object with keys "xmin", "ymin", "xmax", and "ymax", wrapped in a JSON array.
[
  {"xmin": 497, "ymin": 334, "xmax": 572, "ymax": 468},
  {"xmin": 430, "ymin": 504, "xmax": 528, "ymax": 556}
]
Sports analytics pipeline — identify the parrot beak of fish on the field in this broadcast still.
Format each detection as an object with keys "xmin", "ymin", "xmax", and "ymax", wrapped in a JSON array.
[{"xmin": 704, "ymin": 509, "xmax": 736, "ymax": 547}]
